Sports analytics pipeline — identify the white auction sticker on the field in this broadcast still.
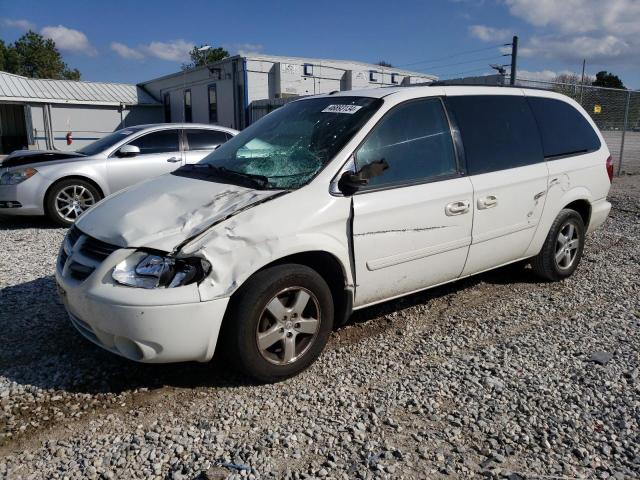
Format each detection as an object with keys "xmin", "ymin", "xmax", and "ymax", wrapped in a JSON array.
[{"xmin": 322, "ymin": 104, "xmax": 363, "ymax": 114}]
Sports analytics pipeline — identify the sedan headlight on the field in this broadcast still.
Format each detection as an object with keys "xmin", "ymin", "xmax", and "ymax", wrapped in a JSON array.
[
  {"xmin": 0, "ymin": 167, "xmax": 38, "ymax": 185},
  {"xmin": 112, "ymin": 252, "xmax": 210, "ymax": 289}
]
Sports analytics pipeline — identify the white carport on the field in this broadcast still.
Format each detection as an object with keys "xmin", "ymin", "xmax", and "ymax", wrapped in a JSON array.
[{"xmin": 0, "ymin": 71, "xmax": 162, "ymax": 153}]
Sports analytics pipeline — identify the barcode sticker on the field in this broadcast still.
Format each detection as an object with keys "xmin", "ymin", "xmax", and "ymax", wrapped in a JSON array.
[{"xmin": 322, "ymin": 104, "xmax": 363, "ymax": 114}]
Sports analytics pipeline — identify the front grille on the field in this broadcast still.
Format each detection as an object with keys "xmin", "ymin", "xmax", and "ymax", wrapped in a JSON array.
[
  {"xmin": 58, "ymin": 249, "xmax": 68, "ymax": 269},
  {"xmin": 68, "ymin": 261, "xmax": 95, "ymax": 281},
  {"xmin": 80, "ymin": 235, "xmax": 120, "ymax": 261},
  {"xmin": 60, "ymin": 227, "xmax": 121, "ymax": 283},
  {"xmin": 67, "ymin": 225, "xmax": 82, "ymax": 246}
]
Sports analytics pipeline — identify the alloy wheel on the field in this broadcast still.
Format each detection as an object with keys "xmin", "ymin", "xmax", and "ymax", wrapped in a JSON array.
[
  {"xmin": 555, "ymin": 220, "xmax": 580, "ymax": 270},
  {"xmin": 256, "ymin": 286, "xmax": 321, "ymax": 365},
  {"xmin": 54, "ymin": 185, "xmax": 96, "ymax": 222}
]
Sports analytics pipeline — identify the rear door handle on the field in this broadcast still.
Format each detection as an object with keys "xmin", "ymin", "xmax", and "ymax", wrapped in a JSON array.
[
  {"xmin": 167, "ymin": 157, "xmax": 181, "ymax": 163},
  {"xmin": 477, "ymin": 195, "xmax": 498, "ymax": 210},
  {"xmin": 445, "ymin": 200, "xmax": 470, "ymax": 216}
]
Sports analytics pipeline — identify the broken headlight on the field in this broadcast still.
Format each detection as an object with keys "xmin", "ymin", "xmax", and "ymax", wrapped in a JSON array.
[{"xmin": 112, "ymin": 252, "xmax": 210, "ymax": 289}]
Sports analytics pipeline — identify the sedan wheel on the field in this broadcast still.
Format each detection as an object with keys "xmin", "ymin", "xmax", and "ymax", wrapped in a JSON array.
[
  {"xmin": 55, "ymin": 185, "xmax": 97, "ymax": 222},
  {"xmin": 45, "ymin": 179, "xmax": 102, "ymax": 227}
]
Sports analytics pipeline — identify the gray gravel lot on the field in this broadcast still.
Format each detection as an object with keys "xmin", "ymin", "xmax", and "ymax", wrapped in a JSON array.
[{"xmin": 0, "ymin": 176, "xmax": 639, "ymax": 480}]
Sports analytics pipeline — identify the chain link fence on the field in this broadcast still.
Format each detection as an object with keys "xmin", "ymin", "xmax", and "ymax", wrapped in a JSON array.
[{"xmin": 513, "ymin": 77, "xmax": 640, "ymax": 175}]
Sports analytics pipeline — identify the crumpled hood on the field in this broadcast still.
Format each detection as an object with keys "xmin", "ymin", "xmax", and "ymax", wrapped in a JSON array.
[
  {"xmin": 75, "ymin": 174, "xmax": 284, "ymax": 252},
  {"xmin": 1, "ymin": 149, "xmax": 85, "ymax": 168}
]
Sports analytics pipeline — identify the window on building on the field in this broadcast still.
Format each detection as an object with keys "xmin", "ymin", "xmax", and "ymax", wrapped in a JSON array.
[
  {"xmin": 126, "ymin": 129, "xmax": 180, "ymax": 154},
  {"xmin": 391, "ymin": 73, "xmax": 399, "ymax": 84},
  {"xmin": 355, "ymin": 98, "xmax": 457, "ymax": 188},
  {"xmin": 527, "ymin": 97, "xmax": 601, "ymax": 158},
  {"xmin": 184, "ymin": 90, "xmax": 192, "ymax": 123},
  {"xmin": 185, "ymin": 129, "xmax": 229, "ymax": 150},
  {"xmin": 447, "ymin": 95, "xmax": 544, "ymax": 175},
  {"xmin": 163, "ymin": 93, "xmax": 171, "ymax": 122},
  {"xmin": 369, "ymin": 70, "xmax": 379, "ymax": 82},
  {"xmin": 208, "ymin": 85, "xmax": 218, "ymax": 123},
  {"xmin": 304, "ymin": 63, "xmax": 314, "ymax": 76}
]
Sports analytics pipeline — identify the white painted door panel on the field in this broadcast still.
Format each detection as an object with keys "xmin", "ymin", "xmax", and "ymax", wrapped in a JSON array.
[
  {"xmin": 463, "ymin": 163, "xmax": 549, "ymax": 275},
  {"xmin": 352, "ymin": 177, "xmax": 474, "ymax": 307}
]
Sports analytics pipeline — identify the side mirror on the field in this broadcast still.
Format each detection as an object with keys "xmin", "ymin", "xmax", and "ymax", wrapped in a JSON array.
[
  {"xmin": 117, "ymin": 145, "xmax": 140, "ymax": 157},
  {"xmin": 338, "ymin": 159, "xmax": 389, "ymax": 195}
]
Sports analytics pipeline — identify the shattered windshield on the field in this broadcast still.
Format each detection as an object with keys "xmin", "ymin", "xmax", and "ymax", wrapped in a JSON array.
[{"xmin": 189, "ymin": 96, "xmax": 382, "ymax": 189}]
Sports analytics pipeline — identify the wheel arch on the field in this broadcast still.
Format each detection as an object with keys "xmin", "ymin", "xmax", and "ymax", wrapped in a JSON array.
[
  {"xmin": 43, "ymin": 175, "xmax": 106, "ymax": 210},
  {"xmin": 239, "ymin": 250, "xmax": 353, "ymax": 327},
  {"xmin": 563, "ymin": 199, "xmax": 591, "ymax": 228}
]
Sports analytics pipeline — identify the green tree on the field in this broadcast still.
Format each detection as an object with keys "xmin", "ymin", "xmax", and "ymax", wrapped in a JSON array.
[
  {"xmin": 2, "ymin": 31, "xmax": 80, "ymax": 80},
  {"xmin": 592, "ymin": 71, "xmax": 625, "ymax": 89},
  {"xmin": 181, "ymin": 45, "xmax": 229, "ymax": 70}
]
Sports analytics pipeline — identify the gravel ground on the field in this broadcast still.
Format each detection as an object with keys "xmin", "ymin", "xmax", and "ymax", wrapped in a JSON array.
[{"xmin": 0, "ymin": 176, "xmax": 638, "ymax": 480}]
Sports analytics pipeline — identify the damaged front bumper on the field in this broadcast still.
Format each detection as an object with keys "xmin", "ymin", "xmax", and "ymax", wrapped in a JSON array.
[{"xmin": 55, "ymin": 233, "xmax": 229, "ymax": 363}]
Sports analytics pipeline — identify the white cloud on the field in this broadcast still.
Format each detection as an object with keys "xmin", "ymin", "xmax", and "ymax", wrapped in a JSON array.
[
  {"xmin": 499, "ymin": 0, "xmax": 640, "ymax": 63},
  {"xmin": 110, "ymin": 42, "xmax": 144, "ymax": 60},
  {"xmin": 141, "ymin": 39, "xmax": 194, "ymax": 62},
  {"xmin": 2, "ymin": 18, "xmax": 36, "ymax": 31},
  {"xmin": 225, "ymin": 43, "xmax": 264, "ymax": 56},
  {"xmin": 41, "ymin": 25, "xmax": 97, "ymax": 56},
  {"xmin": 469, "ymin": 25, "xmax": 513, "ymax": 42}
]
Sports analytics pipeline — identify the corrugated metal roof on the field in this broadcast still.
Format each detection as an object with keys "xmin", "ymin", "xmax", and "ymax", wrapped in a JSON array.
[{"xmin": 0, "ymin": 71, "xmax": 159, "ymax": 106}]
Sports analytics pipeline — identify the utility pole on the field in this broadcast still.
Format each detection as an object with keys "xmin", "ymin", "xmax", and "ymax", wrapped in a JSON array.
[
  {"xmin": 579, "ymin": 59, "xmax": 586, "ymax": 105},
  {"xmin": 509, "ymin": 35, "xmax": 518, "ymax": 85}
]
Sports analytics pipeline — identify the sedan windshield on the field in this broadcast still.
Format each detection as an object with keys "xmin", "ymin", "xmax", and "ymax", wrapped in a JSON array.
[
  {"xmin": 188, "ymin": 96, "xmax": 382, "ymax": 189},
  {"xmin": 76, "ymin": 127, "xmax": 145, "ymax": 156}
]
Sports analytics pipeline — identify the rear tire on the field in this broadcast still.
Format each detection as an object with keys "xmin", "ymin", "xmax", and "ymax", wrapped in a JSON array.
[
  {"xmin": 45, "ymin": 178, "xmax": 102, "ymax": 227},
  {"xmin": 222, "ymin": 264, "xmax": 334, "ymax": 383},
  {"xmin": 531, "ymin": 208, "xmax": 585, "ymax": 281}
]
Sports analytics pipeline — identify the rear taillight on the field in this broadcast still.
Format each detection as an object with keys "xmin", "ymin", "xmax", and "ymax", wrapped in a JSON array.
[{"xmin": 606, "ymin": 155, "xmax": 614, "ymax": 183}]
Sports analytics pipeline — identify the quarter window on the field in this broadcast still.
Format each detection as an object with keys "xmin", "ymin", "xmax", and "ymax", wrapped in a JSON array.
[
  {"xmin": 355, "ymin": 98, "xmax": 457, "ymax": 188},
  {"xmin": 127, "ymin": 130, "xmax": 180, "ymax": 154},
  {"xmin": 184, "ymin": 90, "xmax": 192, "ymax": 123},
  {"xmin": 186, "ymin": 129, "xmax": 229, "ymax": 150},
  {"xmin": 447, "ymin": 95, "xmax": 544, "ymax": 175},
  {"xmin": 527, "ymin": 97, "xmax": 601, "ymax": 158}
]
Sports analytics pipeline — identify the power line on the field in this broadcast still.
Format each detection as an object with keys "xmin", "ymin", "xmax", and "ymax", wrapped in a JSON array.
[
  {"xmin": 437, "ymin": 66, "xmax": 494, "ymax": 79},
  {"xmin": 397, "ymin": 44, "xmax": 504, "ymax": 68},
  {"xmin": 414, "ymin": 55, "xmax": 504, "ymax": 73}
]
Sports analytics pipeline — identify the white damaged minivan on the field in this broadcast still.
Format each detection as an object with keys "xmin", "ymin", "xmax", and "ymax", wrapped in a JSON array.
[{"xmin": 56, "ymin": 86, "xmax": 612, "ymax": 382}]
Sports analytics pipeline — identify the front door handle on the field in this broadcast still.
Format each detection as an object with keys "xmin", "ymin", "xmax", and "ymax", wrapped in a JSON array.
[
  {"xmin": 167, "ymin": 157, "xmax": 181, "ymax": 163},
  {"xmin": 445, "ymin": 200, "xmax": 470, "ymax": 216},
  {"xmin": 477, "ymin": 195, "xmax": 498, "ymax": 210}
]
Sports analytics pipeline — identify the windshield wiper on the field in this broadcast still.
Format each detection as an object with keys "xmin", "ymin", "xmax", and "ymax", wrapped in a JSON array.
[{"xmin": 184, "ymin": 164, "xmax": 270, "ymax": 189}]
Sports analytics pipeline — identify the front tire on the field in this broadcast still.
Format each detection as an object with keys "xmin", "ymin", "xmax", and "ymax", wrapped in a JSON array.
[
  {"xmin": 223, "ymin": 264, "xmax": 334, "ymax": 383},
  {"xmin": 45, "ymin": 179, "xmax": 102, "ymax": 227},
  {"xmin": 531, "ymin": 208, "xmax": 585, "ymax": 281}
]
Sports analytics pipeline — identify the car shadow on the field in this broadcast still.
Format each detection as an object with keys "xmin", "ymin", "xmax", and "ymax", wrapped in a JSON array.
[
  {"xmin": 0, "ymin": 275, "xmax": 253, "ymax": 395},
  {"xmin": 0, "ymin": 263, "xmax": 542, "ymax": 395},
  {"xmin": 347, "ymin": 260, "xmax": 540, "ymax": 325},
  {"xmin": 0, "ymin": 214, "xmax": 63, "ymax": 231}
]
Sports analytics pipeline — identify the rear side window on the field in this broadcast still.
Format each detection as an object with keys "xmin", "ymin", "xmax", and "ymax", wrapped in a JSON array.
[
  {"xmin": 527, "ymin": 97, "xmax": 601, "ymax": 158},
  {"xmin": 355, "ymin": 98, "xmax": 457, "ymax": 188},
  {"xmin": 127, "ymin": 130, "xmax": 180, "ymax": 154},
  {"xmin": 447, "ymin": 95, "xmax": 544, "ymax": 175},
  {"xmin": 186, "ymin": 129, "xmax": 229, "ymax": 151}
]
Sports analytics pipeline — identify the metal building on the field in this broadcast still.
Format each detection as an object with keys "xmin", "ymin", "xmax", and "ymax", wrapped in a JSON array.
[
  {"xmin": 140, "ymin": 54, "xmax": 436, "ymax": 130},
  {"xmin": 0, "ymin": 71, "xmax": 161, "ymax": 153}
]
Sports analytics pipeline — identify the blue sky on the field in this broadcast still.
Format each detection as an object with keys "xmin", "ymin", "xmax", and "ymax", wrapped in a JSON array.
[{"xmin": 1, "ymin": 0, "xmax": 639, "ymax": 88}]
